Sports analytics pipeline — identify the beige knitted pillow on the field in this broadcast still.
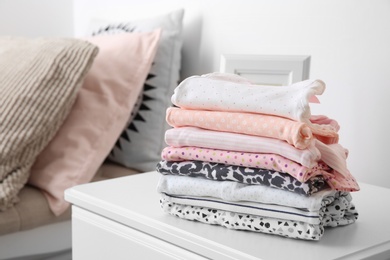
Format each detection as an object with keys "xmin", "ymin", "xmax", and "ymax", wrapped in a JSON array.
[{"xmin": 0, "ymin": 37, "xmax": 98, "ymax": 211}]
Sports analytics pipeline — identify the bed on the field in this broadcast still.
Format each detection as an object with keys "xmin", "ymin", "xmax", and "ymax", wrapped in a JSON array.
[{"xmin": 0, "ymin": 8, "xmax": 184, "ymax": 260}]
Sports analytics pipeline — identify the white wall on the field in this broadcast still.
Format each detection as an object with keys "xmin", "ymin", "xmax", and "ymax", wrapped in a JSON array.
[
  {"xmin": 0, "ymin": 0, "xmax": 73, "ymax": 37},
  {"xmin": 2, "ymin": 0, "xmax": 389, "ymax": 189},
  {"xmin": 73, "ymin": 0, "xmax": 390, "ymax": 189}
]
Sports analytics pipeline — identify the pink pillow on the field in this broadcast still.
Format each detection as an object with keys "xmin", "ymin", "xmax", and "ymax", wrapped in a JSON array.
[{"xmin": 28, "ymin": 30, "xmax": 161, "ymax": 216}]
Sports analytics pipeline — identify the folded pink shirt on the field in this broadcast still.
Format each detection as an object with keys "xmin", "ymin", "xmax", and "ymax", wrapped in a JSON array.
[
  {"xmin": 161, "ymin": 146, "xmax": 359, "ymax": 192},
  {"xmin": 166, "ymin": 107, "xmax": 313, "ymax": 149},
  {"xmin": 165, "ymin": 127, "xmax": 320, "ymax": 168},
  {"xmin": 167, "ymin": 107, "xmax": 339, "ymax": 149}
]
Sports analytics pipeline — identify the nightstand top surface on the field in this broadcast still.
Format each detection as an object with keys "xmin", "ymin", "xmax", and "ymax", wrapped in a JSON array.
[{"xmin": 65, "ymin": 171, "xmax": 390, "ymax": 260}]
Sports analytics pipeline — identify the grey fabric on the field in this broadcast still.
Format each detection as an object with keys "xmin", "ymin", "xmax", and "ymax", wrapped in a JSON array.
[
  {"xmin": 0, "ymin": 185, "xmax": 70, "ymax": 236},
  {"xmin": 0, "ymin": 162, "xmax": 140, "ymax": 236},
  {"xmin": 4, "ymin": 249, "xmax": 71, "ymax": 260}
]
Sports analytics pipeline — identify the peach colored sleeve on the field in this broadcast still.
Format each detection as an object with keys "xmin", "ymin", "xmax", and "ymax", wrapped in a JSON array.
[{"xmin": 309, "ymin": 115, "xmax": 339, "ymax": 144}]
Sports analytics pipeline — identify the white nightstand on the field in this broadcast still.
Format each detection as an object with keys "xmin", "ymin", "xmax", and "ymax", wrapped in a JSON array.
[{"xmin": 65, "ymin": 171, "xmax": 390, "ymax": 260}]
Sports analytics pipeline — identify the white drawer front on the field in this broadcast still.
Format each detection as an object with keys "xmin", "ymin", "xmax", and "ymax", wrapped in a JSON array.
[{"xmin": 71, "ymin": 206, "xmax": 207, "ymax": 260}]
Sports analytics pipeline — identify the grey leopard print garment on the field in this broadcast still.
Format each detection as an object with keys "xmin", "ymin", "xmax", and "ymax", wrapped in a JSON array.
[{"xmin": 156, "ymin": 160, "xmax": 328, "ymax": 196}]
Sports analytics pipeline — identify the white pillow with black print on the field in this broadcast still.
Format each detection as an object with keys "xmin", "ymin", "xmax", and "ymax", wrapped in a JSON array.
[{"xmin": 88, "ymin": 8, "xmax": 184, "ymax": 171}]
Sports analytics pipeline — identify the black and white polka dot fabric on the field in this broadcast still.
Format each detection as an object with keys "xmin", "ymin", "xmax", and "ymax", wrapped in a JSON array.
[{"xmin": 160, "ymin": 194, "xmax": 358, "ymax": 241}]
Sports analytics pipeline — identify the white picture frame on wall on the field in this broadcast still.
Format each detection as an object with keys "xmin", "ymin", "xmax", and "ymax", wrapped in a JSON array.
[{"xmin": 220, "ymin": 54, "xmax": 311, "ymax": 86}]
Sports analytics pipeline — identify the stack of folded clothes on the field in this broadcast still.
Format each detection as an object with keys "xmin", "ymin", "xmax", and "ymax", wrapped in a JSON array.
[{"xmin": 156, "ymin": 72, "xmax": 359, "ymax": 241}]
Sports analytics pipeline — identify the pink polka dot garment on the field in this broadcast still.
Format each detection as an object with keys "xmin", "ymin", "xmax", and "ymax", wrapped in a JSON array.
[
  {"xmin": 161, "ymin": 146, "xmax": 360, "ymax": 192},
  {"xmin": 166, "ymin": 107, "xmax": 339, "ymax": 149}
]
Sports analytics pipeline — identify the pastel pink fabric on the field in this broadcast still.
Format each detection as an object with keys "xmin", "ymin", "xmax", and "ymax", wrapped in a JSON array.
[
  {"xmin": 28, "ymin": 30, "xmax": 161, "ymax": 216},
  {"xmin": 165, "ymin": 127, "xmax": 321, "ymax": 168},
  {"xmin": 166, "ymin": 107, "xmax": 313, "ymax": 149},
  {"xmin": 161, "ymin": 146, "xmax": 360, "ymax": 192},
  {"xmin": 310, "ymin": 115, "xmax": 340, "ymax": 132},
  {"xmin": 315, "ymin": 140, "xmax": 349, "ymax": 178},
  {"xmin": 309, "ymin": 122, "xmax": 339, "ymax": 144}
]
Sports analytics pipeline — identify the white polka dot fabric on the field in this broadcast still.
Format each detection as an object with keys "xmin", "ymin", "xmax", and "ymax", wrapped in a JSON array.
[{"xmin": 171, "ymin": 72, "xmax": 325, "ymax": 123}]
